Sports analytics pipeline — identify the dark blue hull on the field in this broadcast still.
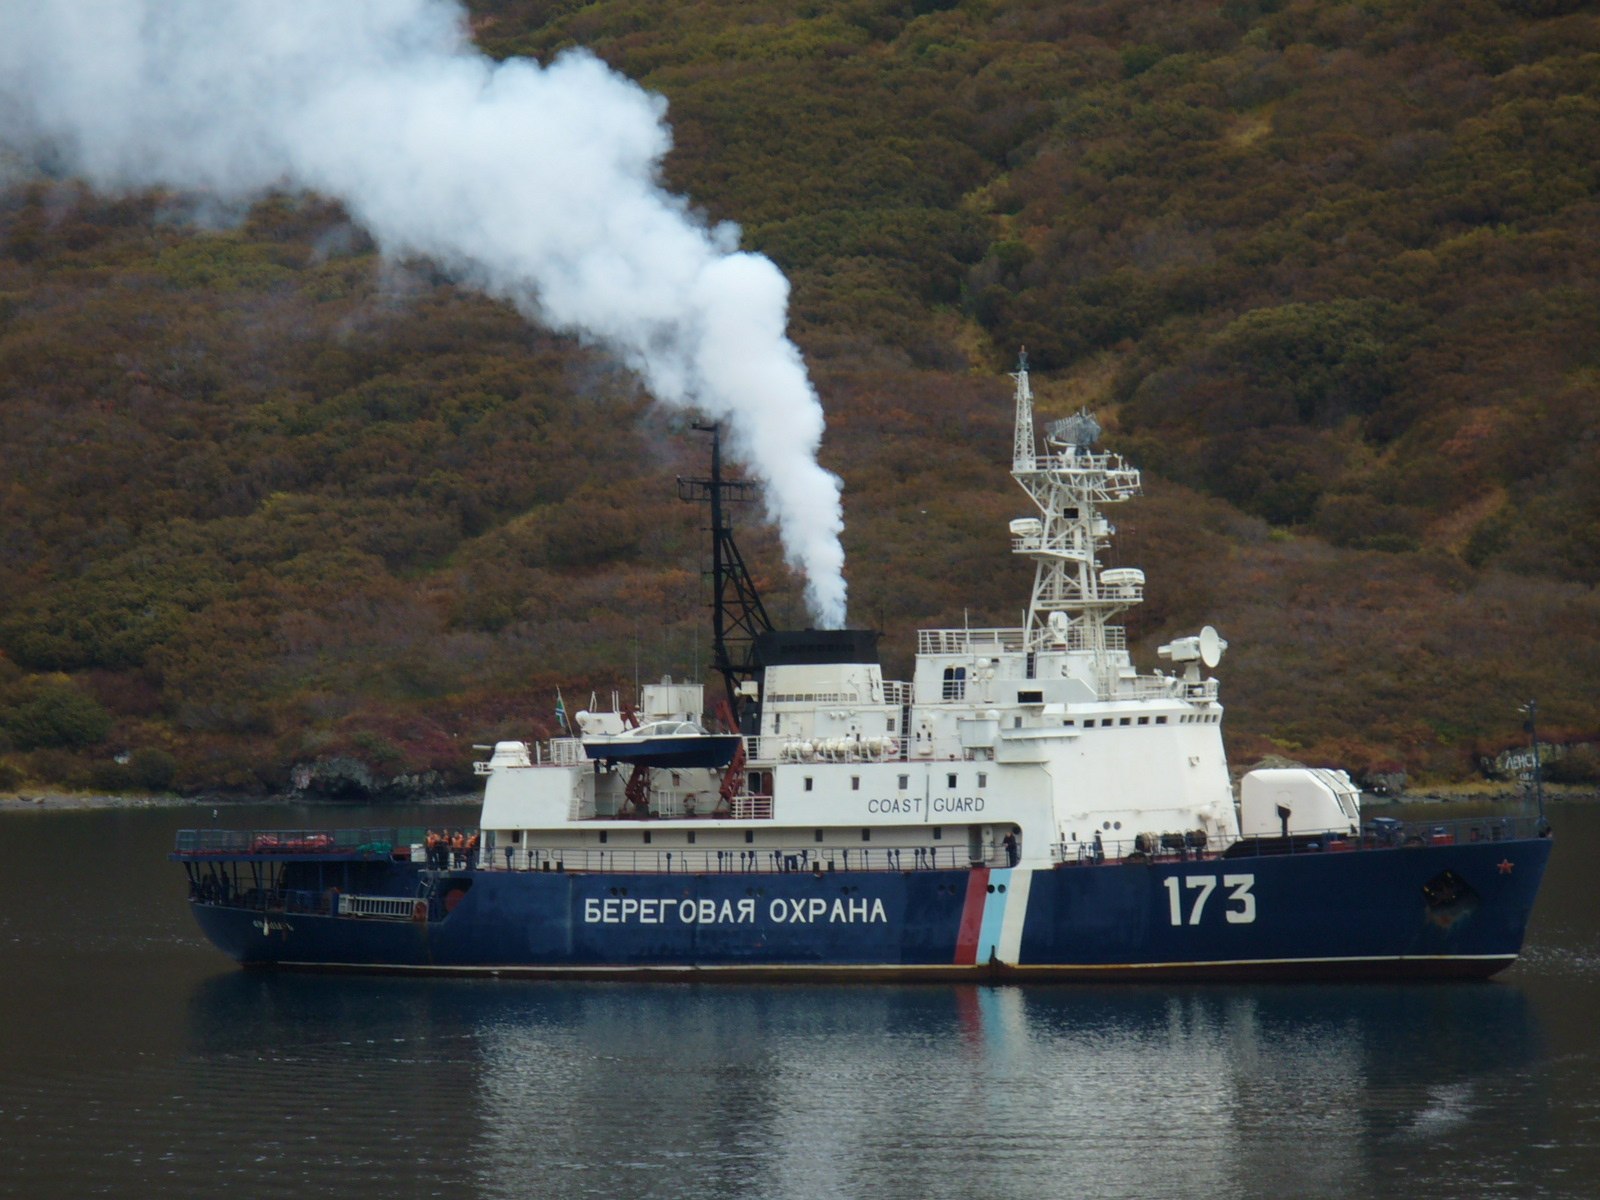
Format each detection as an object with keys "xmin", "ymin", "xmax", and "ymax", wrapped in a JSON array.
[{"xmin": 184, "ymin": 834, "xmax": 1551, "ymax": 982}]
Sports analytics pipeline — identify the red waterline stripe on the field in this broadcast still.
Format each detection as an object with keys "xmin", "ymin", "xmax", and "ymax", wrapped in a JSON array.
[{"xmin": 954, "ymin": 867, "xmax": 991, "ymax": 965}]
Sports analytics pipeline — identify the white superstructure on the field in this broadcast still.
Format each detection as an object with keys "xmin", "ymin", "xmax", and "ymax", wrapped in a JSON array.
[{"xmin": 475, "ymin": 359, "xmax": 1356, "ymax": 872}]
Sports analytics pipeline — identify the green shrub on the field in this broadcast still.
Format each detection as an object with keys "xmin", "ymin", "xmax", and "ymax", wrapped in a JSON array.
[
  {"xmin": 1544, "ymin": 745, "xmax": 1599, "ymax": 786},
  {"xmin": 129, "ymin": 748, "xmax": 178, "ymax": 790},
  {"xmin": 0, "ymin": 680, "xmax": 113, "ymax": 750},
  {"xmin": 88, "ymin": 762, "xmax": 134, "ymax": 793},
  {"xmin": 22, "ymin": 748, "xmax": 90, "ymax": 789}
]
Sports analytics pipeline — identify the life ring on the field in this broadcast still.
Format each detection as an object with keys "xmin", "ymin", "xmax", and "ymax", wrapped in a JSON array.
[{"xmin": 412, "ymin": 900, "xmax": 428, "ymax": 922}]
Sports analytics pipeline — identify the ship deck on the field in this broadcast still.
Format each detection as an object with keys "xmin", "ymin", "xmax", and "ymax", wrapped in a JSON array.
[
  {"xmin": 171, "ymin": 813, "xmax": 1549, "ymax": 873},
  {"xmin": 171, "ymin": 826, "xmax": 443, "ymax": 863}
]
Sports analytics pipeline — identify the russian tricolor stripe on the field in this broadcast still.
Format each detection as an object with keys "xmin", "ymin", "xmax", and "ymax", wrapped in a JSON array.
[{"xmin": 954, "ymin": 868, "xmax": 1032, "ymax": 966}]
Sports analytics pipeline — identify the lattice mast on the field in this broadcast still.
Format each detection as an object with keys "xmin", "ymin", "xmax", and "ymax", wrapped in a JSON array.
[
  {"xmin": 677, "ymin": 423, "xmax": 773, "ymax": 722},
  {"xmin": 1012, "ymin": 350, "xmax": 1037, "ymax": 470},
  {"xmin": 1007, "ymin": 354, "xmax": 1144, "ymax": 688}
]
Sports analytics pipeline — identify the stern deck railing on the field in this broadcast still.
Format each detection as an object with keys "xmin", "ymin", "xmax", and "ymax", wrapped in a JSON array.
[
  {"xmin": 1053, "ymin": 813, "xmax": 1549, "ymax": 866},
  {"xmin": 173, "ymin": 826, "xmax": 460, "ymax": 858}
]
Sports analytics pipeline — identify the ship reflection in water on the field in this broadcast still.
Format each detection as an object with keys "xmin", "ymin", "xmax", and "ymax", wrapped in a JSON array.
[{"xmin": 181, "ymin": 973, "xmax": 1547, "ymax": 1200}]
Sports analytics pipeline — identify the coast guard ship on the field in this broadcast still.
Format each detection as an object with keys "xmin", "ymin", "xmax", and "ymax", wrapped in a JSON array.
[{"xmin": 174, "ymin": 360, "xmax": 1551, "ymax": 980}]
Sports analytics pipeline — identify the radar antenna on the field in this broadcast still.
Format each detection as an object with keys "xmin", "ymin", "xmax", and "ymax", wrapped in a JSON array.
[{"xmin": 678, "ymin": 423, "xmax": 773, "ymax": 722}]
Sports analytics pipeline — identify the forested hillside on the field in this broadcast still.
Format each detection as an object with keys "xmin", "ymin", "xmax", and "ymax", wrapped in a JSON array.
[{"xmin": 2, "ymin": 0, "xmax": 1597, "ymax": 795}]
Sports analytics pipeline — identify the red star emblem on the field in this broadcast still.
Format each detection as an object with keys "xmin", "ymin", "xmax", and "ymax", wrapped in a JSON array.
[{"xmin": 1497, "ymin": 859, "xmax": 1514, "ymax": 875}]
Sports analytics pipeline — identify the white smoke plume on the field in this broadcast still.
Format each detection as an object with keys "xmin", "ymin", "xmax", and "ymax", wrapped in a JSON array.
[{"xmin": 0, "ymin": 0, "xmax": 848, "ymax": 626}]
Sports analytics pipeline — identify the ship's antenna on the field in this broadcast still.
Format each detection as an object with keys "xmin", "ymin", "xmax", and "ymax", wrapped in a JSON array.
[
  {"xmin": 1011, "ymin": 347, "xmax": 1035, "ymax": 471},
  {"xmin": 1521, "ymin": 699, "xmax": 1550, "ymax": 834},
  {"xmin": 679, "ymin": 422, "xmax": 774, "ymax": 721}
]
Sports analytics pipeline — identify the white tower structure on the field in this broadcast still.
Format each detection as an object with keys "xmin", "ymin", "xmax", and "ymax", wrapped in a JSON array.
[{"xmin": 1007, "ymin": 356, "xmax": 1144, "ymax": 698}]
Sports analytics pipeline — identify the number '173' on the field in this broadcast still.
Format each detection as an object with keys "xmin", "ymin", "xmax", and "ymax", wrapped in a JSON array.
[{"xmin": 1163, "ymin": 874, "xmax": 1256, "ymax": 925}]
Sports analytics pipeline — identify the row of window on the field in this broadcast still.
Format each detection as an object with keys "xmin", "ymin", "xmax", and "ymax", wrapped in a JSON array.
[
  {"xmin": 1067, "ymin": 714, "xmax": 1171, "ymax": 728},
  {"xmin": 572, "ymin": 827, "xmax": 949, "ymax": 847},
  {"xmin": 806, "ymin": 773, "xmax": 991, "ymax": 792},
  {"xmin": 1039, "ymin": 713, "xmax": 1218, "ymax": 727}
]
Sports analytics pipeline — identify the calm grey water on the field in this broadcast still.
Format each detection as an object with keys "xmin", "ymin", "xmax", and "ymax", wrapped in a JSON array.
[{"xmin": 2, "ymin": 799, "xmax": 1597, "ymax": 1199}]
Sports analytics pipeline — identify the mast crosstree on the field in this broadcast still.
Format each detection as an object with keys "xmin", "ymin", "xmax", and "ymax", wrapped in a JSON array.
[{"xmin": 677, "ymin": 423, "xmax": 773, "ymax": 721}]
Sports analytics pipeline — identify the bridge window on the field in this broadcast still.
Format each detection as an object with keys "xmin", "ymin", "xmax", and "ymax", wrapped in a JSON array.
[
  {"xmin": 805, "ymin": 777, "xmax": 814, "ymax": 792},
  {"xmin": 851, "ymin": 776, "xmax": 860, "ymax": 791},
  {"xmin": 898, "ymin": 774, "xmax": 909, "ymax": 789},
  {"xmin": 947, "ymin": 773, "xmax": 958, "ymax": 788},
  {"xmin": 942, "ymin": 666, "xmax": 967, "ymax": 701}
]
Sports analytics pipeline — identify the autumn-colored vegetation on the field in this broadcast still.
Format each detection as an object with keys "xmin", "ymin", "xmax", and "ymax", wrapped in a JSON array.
[{"xmin": 1, "ymin": 0, "xmax": 1597, "ymax": 794}]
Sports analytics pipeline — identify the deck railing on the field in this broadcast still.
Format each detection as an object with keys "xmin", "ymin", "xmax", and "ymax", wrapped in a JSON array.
[
  {"xmin": 1052, "ymin": 813, "xmax": 1548, "ymax": 866},
  {"xmin": 919, "ymin": 627, "xmax": 1027, "ymax": 654},
  {"xmin": 173, "ymin": 826, "xmax": 459, "ymax": 857},
  {"xmin": 487, "ymin": 844, "xmax": 992, "ymax": 874},
  {"xmin": 178, "ymin": 814, "xmax": 1549, "ymax": 884},
  {"xmin": 918, "ymin": 625, "xmax": 1133, "ymax": 656}
]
